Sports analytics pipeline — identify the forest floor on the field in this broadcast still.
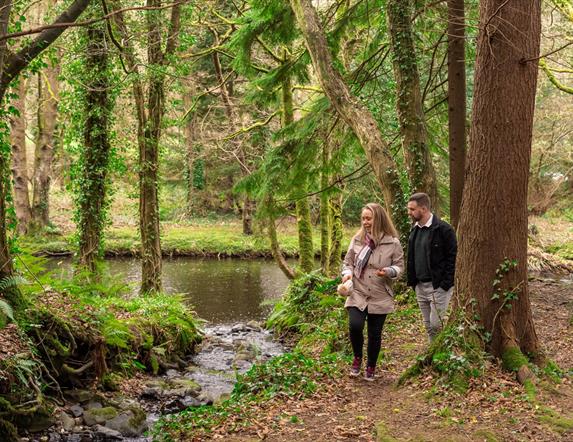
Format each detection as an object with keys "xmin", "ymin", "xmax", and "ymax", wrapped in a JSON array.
[{"xmin": 190, "ymin": 275, "xmax": 573, "ymax": 442}]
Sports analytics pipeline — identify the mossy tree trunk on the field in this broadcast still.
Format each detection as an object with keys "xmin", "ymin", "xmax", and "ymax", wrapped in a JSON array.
[
  {"xmin": 267, "ymin": 196, "xmax": 295, "ymax": 280},
  {"xmin": 447, "ymin": 0, "xmax": 466, "ymax": 229},
  {"xmin": 9, "ymin": 80, "xmax": 31, "ymax": 234},
  {"xmin": 282, "ymin": 72, "xmax": 313, "ymax": 273},
  {"xmin": 455, "ymin": 0, "xmax": 541, "ymax": 378},
  {"xmin": 112, "ymin": 0, "xmax": 181, "ymax": 293},
  {"xmin": 328, "ymin": 191, "xmax": 343, "ymax": 276},
  {"xmin": 387, "ymin": 0, "xmax": 439, "ymax": 212},
  {"xmin": 288, "ymin": 0, "xmax": 409, "ymax": 240},
  {"xmin": 320, "ymin": 141, "xmax": 330, "ymax": 275},
  {"xmin": 77, "ymin": 22, "xmax": 111, "ymax": 273}
]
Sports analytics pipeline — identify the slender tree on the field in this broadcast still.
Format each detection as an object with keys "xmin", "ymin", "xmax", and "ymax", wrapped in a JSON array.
[
  {"xmin": 455, "ymin": 0, "xmax": 542, "ymax": 377},
  {"xmin": 9, "ymin": 80, "xmax": 31, "ymax": 234},
  {"xmin": 447, "ymin": 0, "xmax": 466, "ymax": 228}
]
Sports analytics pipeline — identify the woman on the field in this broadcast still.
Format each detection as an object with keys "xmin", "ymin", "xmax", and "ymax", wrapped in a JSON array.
[{"xmin": 340, "ymin": 203, "xmax": 404, "ymax": 381}]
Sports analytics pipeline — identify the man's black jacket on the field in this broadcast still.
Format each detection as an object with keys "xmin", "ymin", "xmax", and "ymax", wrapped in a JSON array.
[{"xmin": 407, "ymin": 215, "xmax": 457, "ymax": 290}]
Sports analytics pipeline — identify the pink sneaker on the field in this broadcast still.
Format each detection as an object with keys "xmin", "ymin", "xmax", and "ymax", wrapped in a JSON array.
[
  {"xmin": 349, "ymin": 357, "xmax": 361, "ymax": 377},
  {"xmin": 364, "ymin": 366, "xmax": 375, "ymax": 381}
]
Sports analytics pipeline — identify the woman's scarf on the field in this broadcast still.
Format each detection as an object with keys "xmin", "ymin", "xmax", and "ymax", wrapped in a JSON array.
[{"xmin": 355, "ymin": 234, "xmax": 376, "ymax": 278}]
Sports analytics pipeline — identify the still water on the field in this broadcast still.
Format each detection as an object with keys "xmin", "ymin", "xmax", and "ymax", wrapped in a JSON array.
[{"xmin": 47, "ymin": 257, "xmax": 291, "ymax": 324}]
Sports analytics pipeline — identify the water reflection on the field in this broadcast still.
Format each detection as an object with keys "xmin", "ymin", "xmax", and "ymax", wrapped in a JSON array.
[{"xmin": 46, "ymin": 257, "xmax": 291, "ymax": 325}]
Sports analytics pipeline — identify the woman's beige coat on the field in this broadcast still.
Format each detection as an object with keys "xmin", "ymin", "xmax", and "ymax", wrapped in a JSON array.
[{"xmin": 342, "ymin": 234, "xmax": 405, "ymax": 314}]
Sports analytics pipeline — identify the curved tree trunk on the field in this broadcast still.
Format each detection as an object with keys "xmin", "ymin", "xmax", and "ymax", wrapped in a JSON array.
[
  {"xmin": 387, "ymin": 0, "xmax": 439, "ymax": 211},
  {"xmin": 289, "ymin": 0, "xmax": 409, "ymax": 239},
  {"xmin": 10, "ymin": 80, "xmax": 31, "ymax": 234},
  {"xmin": 267, "ymin": 197, "xmax": 295, "ymax": 280},
  {"xmin": 455, "ymin": 0, "xmax": 541, "ymax": 370},
  {"xmin": 447, "ymin": 0, "xmax": 466, "ymax": 228}
]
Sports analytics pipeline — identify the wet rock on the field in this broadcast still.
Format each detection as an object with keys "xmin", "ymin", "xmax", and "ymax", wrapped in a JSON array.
[
  {"xmin": 83, "ymin": 407, "xmax": 118, "ymax": 426},
  {"xmin": 69, "ymin": 405, "xmax": 84, "ymax": 417},
  {"xmin": 65, "ymin": 390, "xmax": 94, "ymax": 404},
  {"xmin": 60, "ymin": 412, "xmax": 75, "ymax": 431},
  {"xmin": 231, "ymin": 323, "xmax": 246, "ymax": 333},
  {"xmin": 86, "ymin": 401, "xmax": 102, "ymax": 410},
  {"xmin": 165, "ymin": 369, "xmax": 179, "ymax": 378},
  {"xmin": 48, "ymin": 433, "xmax": 62, "ymax": 442},
  {"xmin": 246, "ymin": 320, "xmax": 262, "ymax": 331},
  {"xmin": 105, "ymin": 408, "xmax": 147, "ymax": 437},
  {"xmin": 162, "ymin": 395, "xmax": 202, "ymax": 414},
  {"xmin": 140, "ymin": 387, "xmax": 161, "ymax": 400},
  {"xmin": 64, "ymin": 434, "xmax": 82, "ymax": 442},
  {"xmin": 93, "ymin": 425, "xmax": 123, "ymax": 440}
]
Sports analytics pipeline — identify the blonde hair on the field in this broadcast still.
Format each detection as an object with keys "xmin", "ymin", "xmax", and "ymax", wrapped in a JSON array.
[{"xmin": 357, "ymin": 203, "xmax": 398, "ymax": 243}]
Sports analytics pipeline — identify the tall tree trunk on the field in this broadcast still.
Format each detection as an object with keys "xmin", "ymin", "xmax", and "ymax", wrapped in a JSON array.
[
  {"xmin": 0, "ymin": 0, "xmax": 16, "ymax": 304},
  {"xmin": 282, "ymin": 73, "xmax": 313, "ymax": 273},
  {"xmin": 10, "ymin": 80, "xmax": 32, "ymax": 234},
  {"xmin": 289, "ymin": 0, "xmax": 408, "ymax": 239},
  {"xmin": 182, "ymin": 77, "xmax": 197, "ymax": 214},
  {"xmin": 328, "ymin": 191, "xmax": 344, "ymax": 276},
  {"xmin": 447, "ymin": 0, "xmax": 466, "ymax": 228},
  {"xmin": 77, "ymin": 22, "xmax": 111, "ymax": 273},
  {"xmin": 32, "ymin": 64, "xmax": 59, "ymax": 228},
  {"xmin": 456, "ymin": 0, "xmax": 541, "ymax": 372},
  {"xmin": 320, "ymin": 141, "xmax": 330, "ymax": 275},
  {"xmin": 387, "ymin": 0, "xmax": 439, "ymax": 211}
]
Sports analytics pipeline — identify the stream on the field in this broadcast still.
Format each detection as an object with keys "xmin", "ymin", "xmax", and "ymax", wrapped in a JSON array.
[{"xmin": 24, "ymin": 258, "xmax": 291, "ymax": 442}]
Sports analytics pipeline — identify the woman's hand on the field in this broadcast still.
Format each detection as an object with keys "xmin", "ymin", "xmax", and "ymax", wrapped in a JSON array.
[
  {"xmin": 376, "ymin": 269, "xmax": 387, "ymax": 277},
  {"xmin": 342, "ymin": 274, "xmax": 352, "ymax": 283}
]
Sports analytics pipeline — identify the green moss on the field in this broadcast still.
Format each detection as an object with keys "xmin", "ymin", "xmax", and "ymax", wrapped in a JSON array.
[
  {"xmin": 473, "ymin": 430, "xmax": 499, "ymax": 442},
  {"xmin": 501, "ymin": 347, "xmax": 529, "ymax": 372},
  {"xmin": 539, "ymin": 408, "xmax": 573, "ymax": 433},
  {"xmin": 128, "ymin": 406, "xmax": 147, "ymax": 428},
  {"xmin": 0, "ymin": 419, "xmax": 19, "ymax": 442},
  {"xmin": 90, "ymin": 406, "xmax": 119, "ymax": 420},
  {"xmin": 101, "ymin": 373, "xmax": 122, "ymax": 391},
  {"xmin": 524, "ymin": 378, "xmax": 537, "ymax": 402},
  {"xmin": 375, "ymin": 421, "xmax": 399, "ymax": 442}
]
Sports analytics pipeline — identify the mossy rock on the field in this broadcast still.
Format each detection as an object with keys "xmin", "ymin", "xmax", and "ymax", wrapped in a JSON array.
[
  {"xmin": 83, "ymin": 406, "xmax": 119, "ymax": 426},
  {"xmin": 101, "ymin": 373, "xmax": 122, "ymax": 392},
  {"xmin": 0, "ymin": 419, "xmax": 19, "ymax": 442}
]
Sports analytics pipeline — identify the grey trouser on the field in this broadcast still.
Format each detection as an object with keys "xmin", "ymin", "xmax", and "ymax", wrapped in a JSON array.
[{"xmin": 415, "ymin": 281, "xmax": 453, "ymax": 341}]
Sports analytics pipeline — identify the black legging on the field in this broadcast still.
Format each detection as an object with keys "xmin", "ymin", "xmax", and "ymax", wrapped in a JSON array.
[{"xmin": 348, "ymin": 306, "xmax": 387, "ymax": 368}]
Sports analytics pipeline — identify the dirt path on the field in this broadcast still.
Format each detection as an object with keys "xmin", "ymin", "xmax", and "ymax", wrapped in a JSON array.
[{"xmin": 212, "ymin": 276, "xmax": 573, "ymax": 442}]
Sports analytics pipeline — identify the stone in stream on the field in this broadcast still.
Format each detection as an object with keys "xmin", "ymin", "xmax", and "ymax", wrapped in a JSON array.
[
  {"xmin": 48, "ymin": 433, "xmax": 62, "ymax": 442},
  {"xmin": 93, "ymin": 424, "xmax": 123, "ymax": 440},
  {"xmin": 83, "ymin": 406, "xmax": 119, "ymax": 426},
  {"xmin": 64, "ymin": 390, "xmax": 94, "ymax": 404},
  {"xmin": 105, "ymin": 408, "xmax": 148, "ymax": 437},
  {"xmin": 60, "ymin": 411, "xmax": 76, "ymax": 432},
  {"xmin": 69, "ymin": 404, "xmax": 84, "ymax": 417}
]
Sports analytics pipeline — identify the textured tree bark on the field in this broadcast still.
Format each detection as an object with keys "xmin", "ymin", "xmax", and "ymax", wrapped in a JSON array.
[
  {"xmin": 182, "ymin": 78, "xmax": 197, "ymax": 214},
  {"xmin": 32, "ymin": 64, "xmax": 59, "ymax": 228},
  {"xmin": 455, "ymin": 0, "xmax": 541, "ymax": 367},
  {"xmin": 387, "ymin": 0, "xmax": 439, "ymax": 212},
  {"xmin": 320, "ymin": 141, "xmax": 330, "ymax": 275},
  {"xmin": 282, "ymin": 73, "xmax": 314, "ymax": 273},
  {"xmin": 113, "ymin": 0, "xmax": 180, "ymax": 292},
  {"xmin": 447, "ymin": 0, "xmax": 466, "ymax": 228},
  {"xmin": 289, "ymin": 0, "xmax": 409, "ymax": 239},
  {"xmin": 328, "ymin": 191, "xmax": 343, "ymax": 277},
  {"xmin": 10, "ymin": 80, "xmax": 32, "ymax": 234},
  {"xmin": 77, "ymin": 24, "xmax": 111, "ymax": 273}
]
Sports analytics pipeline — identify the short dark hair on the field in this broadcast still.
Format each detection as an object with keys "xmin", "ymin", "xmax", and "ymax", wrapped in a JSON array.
[{"xmin": 409, "ymin": 192, "xmax": 431, "ymax": 209}]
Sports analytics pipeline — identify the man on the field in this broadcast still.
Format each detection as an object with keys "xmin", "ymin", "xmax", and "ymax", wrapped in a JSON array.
[{"xmin": 407, "ymin": 193, "xmax": 457, "ymax": 341}]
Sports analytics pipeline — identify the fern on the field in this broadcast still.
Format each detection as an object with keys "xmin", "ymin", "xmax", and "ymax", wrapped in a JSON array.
[
  {"xmin": 0, "ymin": 276, "xmax": 27, "ymax": 293},
  {"xmin": 0, "ymin": 299, "xmax": 14, "ymax": 322}
]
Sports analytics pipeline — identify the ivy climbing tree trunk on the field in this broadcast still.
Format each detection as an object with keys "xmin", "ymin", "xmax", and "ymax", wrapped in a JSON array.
[
  {"xmin": 288, "ymin": 0, "xmax": 409, "ymax": 239},
  {"xmin": 455, "ymin": 0, "xmax": 541, "ymax": 378},
  {"xmin": 32, "ymin": 64, "xmax": 59, "ymax": 229},
  {"xmin": 387, "ymin": 0, "xmax": 439, "ymax": 211},
  {"xmin": 447, "ymin": 0, "xmax": 466, "ymax": 229},
  {"xmin": 10, "ymin": 80, "xmax": 31, "ymax": 234},
  {"xmin": 77, "ymin": 21, "xmax": 112, "ymax": 274}
]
